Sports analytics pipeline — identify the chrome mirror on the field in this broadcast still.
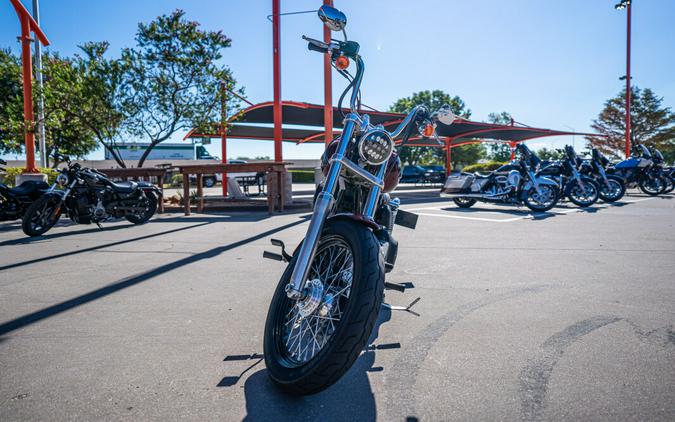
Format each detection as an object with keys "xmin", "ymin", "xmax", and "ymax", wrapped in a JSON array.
[{"xmin": 318, "ymin": 5, "xmax": 347, "ymax": 32}]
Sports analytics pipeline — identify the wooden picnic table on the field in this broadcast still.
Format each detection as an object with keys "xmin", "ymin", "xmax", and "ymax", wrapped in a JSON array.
[
  {"xmin": 177, "ymin": 162, "xmax": 289, "ymax": 215},
  {"xmin": 99, "ymin": 167, "xmax": 167, "ymax": 213}
]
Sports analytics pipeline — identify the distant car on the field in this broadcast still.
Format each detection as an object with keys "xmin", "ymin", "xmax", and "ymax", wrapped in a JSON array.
[
  {"xmin": 422, "ymin": 165, "xmax": 446, "ymax": 183},
  {"xmin": 400, "ymin": 165, "xmax": 431, "ymax": 183}
]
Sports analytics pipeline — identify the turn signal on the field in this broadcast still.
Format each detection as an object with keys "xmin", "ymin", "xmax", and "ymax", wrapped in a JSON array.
[
  {"xmin": 335, "ymin": 55, "xmax": 350, "ymax": 70},
  {"xmin": 422, "ymin": 123, "xmax": 435, "ymax": 137}
]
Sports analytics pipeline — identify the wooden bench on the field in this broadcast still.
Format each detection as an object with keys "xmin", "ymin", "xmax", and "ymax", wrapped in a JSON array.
[{"xmin": 177, "ymin": 162, "xmax": 289, "ymax": 215}]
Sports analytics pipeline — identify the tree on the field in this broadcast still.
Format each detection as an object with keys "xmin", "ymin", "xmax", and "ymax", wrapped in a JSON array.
[
  {"xmin": 122, "ymin": 10, "xmax": 241, "ymax": 167},
  {"xmin": 536, "ymin": 147, "xmax": 564, "ymax": 161},
  {"xmin": 389, "ymin": 90, "xmax": 472, "ymax": 166},
  {"xmin": 0, "ymin": 49, "xmax": 98, "ymax": 165},
  {"xmin": 485, "ymin": 111, "xmax": 513, "ymax": 161},
  {"xmin": 586, "ymin": 86, "xmax": 675, "ymax": 161}
]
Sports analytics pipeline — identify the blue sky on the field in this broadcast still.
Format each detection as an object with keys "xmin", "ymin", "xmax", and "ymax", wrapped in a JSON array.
[{"xmin": 2, "ymin": 0, "xmax": 674, "ymax": 160}]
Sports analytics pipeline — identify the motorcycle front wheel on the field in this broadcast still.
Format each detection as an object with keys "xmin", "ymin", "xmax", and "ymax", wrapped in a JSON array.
[
  {"xmin": 639, "ymin": 176, "xmax": 665, "ymax": 196},
  {"xmin": 22, "ymin": 195, "xmax": 63, "ymax": 237},
  {"xmin": 453, "ymin": 197, "xmax": 477, "ymax": 208},
  {"xmin": 263, "ymin": 219, "xmax": 384, "ymax": 395},
  {"xmin": 566, "ymin": 178, "xmax": 599, "ymax": 207},
  {"xmin": 524, "ymin": 184, "xmax": 559, "ymax": 212},
  {"xmin": 598, "ymin": 176, "xmax": 626, "ymax": 202}
]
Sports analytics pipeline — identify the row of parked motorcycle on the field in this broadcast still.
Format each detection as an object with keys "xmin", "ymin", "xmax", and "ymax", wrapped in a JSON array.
[
  {"xmin": 441, "ymin": 143, "xmax": 673, "ymax": 211},
  {"xmin": 0, "ymin": 154, "xmax": 160, "ymax": 237}
]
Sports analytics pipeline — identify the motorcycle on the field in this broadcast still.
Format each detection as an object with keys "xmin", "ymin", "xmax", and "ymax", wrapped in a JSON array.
[
  {"xmin": 22, "ymin": 154, "xmax": 160, "ymax": 236},
  {"xmin": 0, "ymin": 158, "xmax": 50, "ymax": 221},
  {"xmin": 647, "ymin": 146, "xmax": 673, "ymax": 194},
  {"xmin": 607, "ymin": 143, "xmax": 667, "ymax": 196},
  {"xmin": 536, "ymin": 145, "xmax": 599, "ymax": 207},
  {"xmin": 261, "ymin": 5, "xmax": 446, "ymax": 395},
  {"xmin": 441, "ymin": 143, "xmax": 560, "ymax": 212},
  {"xmin": 579, "ymin": 148, "xmax": 626, "ymax": 202}
]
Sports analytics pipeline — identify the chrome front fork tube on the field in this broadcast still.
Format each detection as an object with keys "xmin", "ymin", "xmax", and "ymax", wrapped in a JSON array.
[
  {"xmin": 285, "ymin": 116, "xmax": 359, "ymax": 300},
  {"xmin": 362, "ymin": 163, "xmax": 387, "ymax": 217}
]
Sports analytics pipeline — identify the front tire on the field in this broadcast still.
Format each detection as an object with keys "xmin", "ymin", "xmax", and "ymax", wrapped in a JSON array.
[
  {"xmin": 598, "ymin": 175, "xmax": 626, "ymax": 202},
  {"xmin": 566, "ymin": 178, "xmax": 599, "ymax": 207},
  {"xmin": 639, "ymin": 175, "xmax": 665, "ymax": 196},
  {"xmin": 263, "ymin": 220, "xmax": 384, "ymax": 395},
  {"xmin": 524, "ymin": 184, "xmax": 559, "ymax": 212},
  {"xmin": 22, "ymin": 195, "xmax": 62, "ymax": 237}
]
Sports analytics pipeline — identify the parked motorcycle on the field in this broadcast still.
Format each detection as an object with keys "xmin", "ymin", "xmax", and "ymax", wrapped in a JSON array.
[
  {"xmin": 22, "ymin": 154, "xmax": 160, "ymax": 236},
  {"xmin": 647, "ymin": 146, "xmax": 673, "ymax": 194},
  {"xmin": 607, "ymin": 144, "xmax": 667, "ymax": 196},
  {"xmin": 441, "ymin": 143, "xmax": 560, "ymax": 212},
  {"xmin": 0, "ymin": 158, "xmax": 50, "ymax": 221},
  {"xmin": 536, "ymin": 145, "xmax": 599, "ymax": 207},
  {"xmin": 579, "ymin": 148, "xmax": 626, "ymax": 202},
  {"xmin": 261, "ymin": 5, "xmax": 446, "ymax": 395}
]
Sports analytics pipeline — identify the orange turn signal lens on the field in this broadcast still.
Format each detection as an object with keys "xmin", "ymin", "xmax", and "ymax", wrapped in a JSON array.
[
  {"xmin": 422, "ymin": 123, "xmax": 435, "ymax": 137},
  {"xmin": 335, "ymin": 55, "xmax": 350, "ymax": 70}
]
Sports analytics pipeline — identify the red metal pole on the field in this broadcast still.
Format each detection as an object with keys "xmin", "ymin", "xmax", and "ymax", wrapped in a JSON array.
[
  {"xmin": 445, "ymin": 138, "xmax": 452, "ymax": 174},
  {"xmin": 323, "ymin": 0, "xmax": 333, "ymax": 146},
  {"xmin": 20, "ymin": 13, "xmax": 37, "ymax": 173},
  {"xmin": 272, "ymin": 0, "xmax": 282, "ymax": 162},
  {"xmin": 624, "ymin": 2, "xmax": 632, "ymax": 158},
  {"xmin": 510, "ymin": 142, "xmax": 516, "ymax": 160},
  {"xmin": 220, "ymin": 81, "xmax": 228, "ymax": 197}
]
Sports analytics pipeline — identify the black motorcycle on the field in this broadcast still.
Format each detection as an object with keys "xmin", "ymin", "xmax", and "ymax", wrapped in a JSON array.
[
  {"xmin": 0, "ymin": 158, "xmax": 50, "ymax": 222},
  {"xmin": 441, "ymin": 143, "xmax": 560, "ymax": 212},
  {"xmin": 647, "ymin": 146, "xmax": 673, "ymax": 194},
  {"xmin": 608, "ymin": 144, "xmax": 667, "ymax": 196},
  {"xmin": 22, "ymin": 154, "xmax": 160, "ymax": 236},
  {"xmin": 536, "ymin": 145, "xmax": 599, "ymax": 207},
  {"xmin": 579, "ymin": 148, "xmax": 626, "ymax": 202}
]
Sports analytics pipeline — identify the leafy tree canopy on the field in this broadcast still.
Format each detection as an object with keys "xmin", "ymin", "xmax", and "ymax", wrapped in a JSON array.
[
  {"xmin": 485, "ymin": 111, "xmax": 513, "ymax": 161},
  {"xmin": 586, "ymin": 86, "xmax": 675, "ymax": 162}
]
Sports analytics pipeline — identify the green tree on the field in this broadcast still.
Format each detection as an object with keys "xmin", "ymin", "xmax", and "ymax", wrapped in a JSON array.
[
  {"xmin": 586, "ymin": 86, "xmax": 675, "ymax": 161},
  {"xmin": 389, "ymin": 89, "xmax": 472, "ymax": 166},
  {"xmin": 485, "ymin": 111, "xmax": 513, "ymax": 161},
  {"xmin": 122, "ymin": 9, "xmax": 241, "ymax": 167},
  {"xmin": 0, "ymin": 49, "xmax": 98, "ymax": 165},
  {"xmin": 536, "ymin": 147, "xmax": 564, "ymax": 161}
]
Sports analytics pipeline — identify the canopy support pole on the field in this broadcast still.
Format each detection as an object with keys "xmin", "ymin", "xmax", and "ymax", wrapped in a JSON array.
[
  {"xmin": 272, "ymin": 0, "xmax": 282, "ymax": 162},
  {"xmin": 624, "ymin": 1, "xmax": 632, "ymax": 158},
  {"xmin": 323, "ymin": 0, "xmax": 333, "ymax": 146},
  {"xmin": 445, "ymin": 138, "xmax": 452, "ymax": 175},
  {"xmin": 220, "ymin": 81, "xmax": 228, "ymax": 197},
  {"xmin": 509, "ymin": 141, "xmax": 517, "ymax": 160},
  {"xmin": 10, "ymin": 0, "xmax": 49, "ymax": 173}
]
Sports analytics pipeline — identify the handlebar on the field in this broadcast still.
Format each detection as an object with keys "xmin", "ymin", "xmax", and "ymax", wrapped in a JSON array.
[{"xmin": 302, "ymin": 36, "xmax": 332, "ymax": 54}]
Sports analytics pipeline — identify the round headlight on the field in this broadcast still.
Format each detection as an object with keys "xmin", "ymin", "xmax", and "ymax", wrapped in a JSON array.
[
  {"xmin": 357, "ymin": 129, "xmax": 394, "ymax": 166},
  {"xmin": 56, "ymin": 173, "xmax": 69, "ymax": 186}
]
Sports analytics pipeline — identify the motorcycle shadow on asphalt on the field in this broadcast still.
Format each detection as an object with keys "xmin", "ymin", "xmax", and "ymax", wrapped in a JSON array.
[{"xmin": 231, "ymin": 307, "xmax": 396, "ymax": 421}]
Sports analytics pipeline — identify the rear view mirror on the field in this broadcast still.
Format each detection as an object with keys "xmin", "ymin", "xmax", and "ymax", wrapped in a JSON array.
[{"xmin": 318, "ymin": 5, "xmax": 347, "ymax": 32}]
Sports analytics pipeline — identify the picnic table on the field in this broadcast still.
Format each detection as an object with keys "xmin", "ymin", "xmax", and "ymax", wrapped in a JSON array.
[{"xmin": 177, "ymin": 162, "xmax": 289, "ymax": 215}]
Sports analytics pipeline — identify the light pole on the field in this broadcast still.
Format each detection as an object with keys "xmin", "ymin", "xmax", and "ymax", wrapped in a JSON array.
[
  {"xmin": 32, "ymin": 0, "xmax": 46, "ymax": 168},
  {"xmin": 615, "ymin": 0, "xmax": 632, "ymax": 158}
]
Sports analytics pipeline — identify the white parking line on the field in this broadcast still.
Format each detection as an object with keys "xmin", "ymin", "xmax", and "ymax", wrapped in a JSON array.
[{"xmin": 406, "ymin": 197, "xmax": 654, "ymax": 223}]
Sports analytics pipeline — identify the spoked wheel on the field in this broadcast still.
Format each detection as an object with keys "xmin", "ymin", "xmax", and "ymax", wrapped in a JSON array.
[
  {"xmin": 598, "ymin": 176, "xmax": 626, "ymax": 202},
  {"xmin": 524, "ymin": 184, "xmax": 559, "ymax": 212},
  {"xmin": 639, "ymin": 176, "xmax": 665, "ymax": 196},
  {"xmin": 566, "ymin": 178, "xmax": 599, "ymax": 207},
  {"xmin": 22, "ymin": 195, "xmax": 62, "ymax": 237},
  {"xmin": 125, "ymin": 193, "xmax": 157, "ymax": 224},
  {"xmin": 264, "ymin": 220, "xmax": 384, "ymax": 395},
  {"xmin": 453, "ymin": 197, "xmax": 476, "ymax": 208}
]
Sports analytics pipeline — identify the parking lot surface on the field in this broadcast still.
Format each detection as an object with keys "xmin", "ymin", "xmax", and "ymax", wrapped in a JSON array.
[{"xmin": 1, "ymin": 191, "xmax": 674, "ymax": 421}]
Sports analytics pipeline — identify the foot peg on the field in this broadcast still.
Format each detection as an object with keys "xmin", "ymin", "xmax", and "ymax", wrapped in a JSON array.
[
  {"xmin": 384, "ymin": 281, "xmax": 414, "ymax": 292},
  {"xmin": 263, "ymin": 238, "xmax": 292, "ymax": 262},
  {"xmin": 383, "ymin": 297, "xmax": 421, "ymax": 317}
]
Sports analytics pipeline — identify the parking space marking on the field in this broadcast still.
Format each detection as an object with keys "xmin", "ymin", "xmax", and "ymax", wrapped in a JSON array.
[{"xmin": 407, "ymin": 197, "xmax": 654, "ymax": 223}]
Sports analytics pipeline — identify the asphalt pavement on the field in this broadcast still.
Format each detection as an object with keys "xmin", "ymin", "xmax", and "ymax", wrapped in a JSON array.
[{"xmin": 0, "ymin": 189, "xmax": 673, "ymax": 421}]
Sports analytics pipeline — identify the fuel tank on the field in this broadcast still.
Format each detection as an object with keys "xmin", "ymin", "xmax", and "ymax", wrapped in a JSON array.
[{"xmin": 321, "ymin": 139, "xmax": 401, "ymax": 193}]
